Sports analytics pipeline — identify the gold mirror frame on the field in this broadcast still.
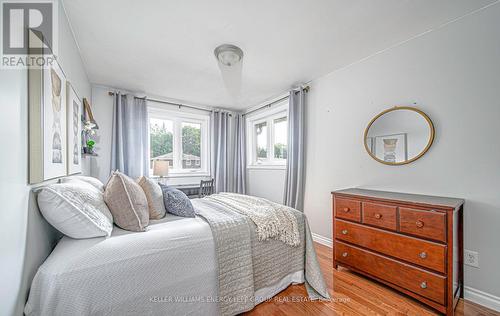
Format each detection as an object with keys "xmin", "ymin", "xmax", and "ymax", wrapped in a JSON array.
[{"xmin": 364, "ymin": 106, "xmax": 435, "ymax": 166}]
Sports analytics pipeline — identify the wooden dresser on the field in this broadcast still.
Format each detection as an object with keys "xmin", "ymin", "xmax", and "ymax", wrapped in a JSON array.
[{"xmin": 332, "ymin": 188, "xmax": 464, "ymax": 315}]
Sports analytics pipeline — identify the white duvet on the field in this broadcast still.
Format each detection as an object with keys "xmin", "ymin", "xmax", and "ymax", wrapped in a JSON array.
[{"xmin": 25, "ymin": 214, "xmax": 303, "ymax": 316}]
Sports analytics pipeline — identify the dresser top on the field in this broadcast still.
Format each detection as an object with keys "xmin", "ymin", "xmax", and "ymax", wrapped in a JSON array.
[{"xmin": 332, "ymin": 188, "xmax": 464, "ymax": 209}]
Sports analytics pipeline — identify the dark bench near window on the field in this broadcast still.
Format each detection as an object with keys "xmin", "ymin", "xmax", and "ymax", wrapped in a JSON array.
[{"xmin": 171, "ymin": 179, "xmax": 214, "ymax": 199}]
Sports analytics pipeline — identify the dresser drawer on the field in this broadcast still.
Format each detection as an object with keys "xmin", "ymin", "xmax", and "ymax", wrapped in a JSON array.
[
  {"xmin": 335, "ymin": 220, "xmax": 446, "ymax": 273},
  {"xmin": 399, "ymin": 208, "xmax": 446, "ymax": 242},
  {"xmin": 335, "ymin": 241, "xmax": 446, "ymax": 304},
  {"xmin": 334, "ymin": 198, "xmax": 361, "ymax": 222},
  {"xmin": 362, "ymin": 202, "xmax": 397, "ymax": 230}
]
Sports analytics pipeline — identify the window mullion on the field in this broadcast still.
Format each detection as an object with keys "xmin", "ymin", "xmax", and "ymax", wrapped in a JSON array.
[
  {"xmin": 201, "ymin": 121, "xmax": 207, "ymax": 173},
  {"xmin": 268, "ymin": 118, "xmax": 274, "ymax": 162},
  {"xmin": 254, "ymin": 123, "xmax": 258, "ymax": 163},
  {"xmin": 173, "ymin": 119, "xmax": 181, "ymax": 170},
  {"xmin": 178, "ymin": 119, "xmax": 183, "ymax": 170}
]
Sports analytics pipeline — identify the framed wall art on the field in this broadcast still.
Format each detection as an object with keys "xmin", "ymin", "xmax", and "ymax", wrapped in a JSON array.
[
  {"xmin": 29, "ymin": 57, "xmax": 68, "ymax": 183},
  {"xmin": 66, "ymin": 82, "xmax": 82, "ymax": 175}
]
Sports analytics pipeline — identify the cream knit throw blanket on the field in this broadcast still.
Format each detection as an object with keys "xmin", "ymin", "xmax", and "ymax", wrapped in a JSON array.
[{"xmin": 204, "ymin": 193, "xmax": 300, "ymax": 246}]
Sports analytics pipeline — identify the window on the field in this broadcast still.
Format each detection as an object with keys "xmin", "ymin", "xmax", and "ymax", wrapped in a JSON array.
[
  {"xmin": 149, "ymin": 107, "xmax": 209, "ymax": 176},
  {"xmin": 273, "ymin": 117, "xmax": 288, "ymax": 160},
  {"xmin": 181, "ymin": 122, "xmax": 202, "ymax": 169},
  {"xmin": 149, "ymin": 118, "xmax": 174, "ymax": 168},
  {"xmin": 255, "ymin": 122, "xmax": 268, "ymax": 161},
  {"xmin": 247, "ymin": 100, "xmax": 288, "ymax": 168}
]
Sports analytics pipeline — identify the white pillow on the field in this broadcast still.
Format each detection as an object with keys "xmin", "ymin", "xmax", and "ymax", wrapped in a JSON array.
[
  {"xmin": 59, "ymin": 175, "xmax": 105, "ymax": 192},
  {"xmin": 37, "ymin": 181, "xmax": 113, "ymax": 239}
]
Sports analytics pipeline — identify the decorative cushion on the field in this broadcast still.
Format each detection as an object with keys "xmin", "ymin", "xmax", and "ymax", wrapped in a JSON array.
[
  {"xmin": 159, "ymin": 184, "xmax": 195, "ymax": 217},
  {"xmin": 60, "ymin": 175, "xmax": 105, "ymax": 192},
  {"xmin": 104, "ymin": 171, "xmax": 149, "ymax": 232},
  {"xmin": 137, "ymin": 176, "xmax": 166, "ymax": 219},
  {"xmin": 37, "ymin": 181, "xmax": 113, "ymax": 239}
]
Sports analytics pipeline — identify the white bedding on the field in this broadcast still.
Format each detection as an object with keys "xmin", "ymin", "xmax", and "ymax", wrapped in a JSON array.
[{"xmin": 25, "ymin": 214, "xmax": 303, "ymax": 316}]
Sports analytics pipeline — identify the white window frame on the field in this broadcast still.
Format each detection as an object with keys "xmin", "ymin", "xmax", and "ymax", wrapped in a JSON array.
[
  {"xmin": 246, "ymin": 100, "xmax": 289, "ymax": 169},
  {"xmin": 148, "ymin": 107, "xmax": 210, "ymax": 177}
]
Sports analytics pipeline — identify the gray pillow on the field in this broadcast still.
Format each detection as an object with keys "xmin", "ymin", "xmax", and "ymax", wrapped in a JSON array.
[{"xmin": 159, "ymin": 184, "xmax": 195, "ymax": 217}]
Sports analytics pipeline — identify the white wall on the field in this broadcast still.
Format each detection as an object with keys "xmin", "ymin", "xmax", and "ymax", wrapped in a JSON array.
[
  {"xmin": 0, "ymin": 1, "xmax": 91, "ymax": 314},
  {"xmin": 89, "ymin": 85, "xmax": 114, "ymax": 182},
  {"xmin": 247, "ymin": 168, "xmax": 285, "ymax": 203},
  {"xmin": 304, "ymin": 3, "xmax": 500, "ymax": 299}
]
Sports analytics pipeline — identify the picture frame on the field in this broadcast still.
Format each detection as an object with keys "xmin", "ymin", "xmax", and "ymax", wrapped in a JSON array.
[
  {"xmin": 373, "ymin": 133, "xmax": 408, "ymax": 163},
  {"xmin": 66, "ymin": 82, "xmax": 82, "ymax": 175},
  {"xmin": 29, "ymin": 55, "xmax": 68, "ymax": 183}
]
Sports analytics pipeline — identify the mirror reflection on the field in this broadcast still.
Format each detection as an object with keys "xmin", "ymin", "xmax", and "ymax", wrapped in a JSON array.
[{"xmin": 364, "ymin": 107, "xmax": 434, "ymax": 165}]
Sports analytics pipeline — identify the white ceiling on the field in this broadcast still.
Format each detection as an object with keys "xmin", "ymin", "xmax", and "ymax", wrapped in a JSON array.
[{"xmin": 63, "ymin": 0, "xmax": 495, "ymax": 110}]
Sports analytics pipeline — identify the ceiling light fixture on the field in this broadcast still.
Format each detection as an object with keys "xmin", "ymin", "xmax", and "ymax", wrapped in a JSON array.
[{"xmin": 214, "ymin": 44, "xmax": 244, "ymax": 67}]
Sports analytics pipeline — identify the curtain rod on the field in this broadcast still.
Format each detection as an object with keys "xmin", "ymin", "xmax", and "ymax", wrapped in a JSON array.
[
  {"xmin": 242, "ymin": 85, "xmax": 309, "ymax": 117},
  {"xmin": 109, "ymin": 84, "xmax": 309, "ymax": 116},
  {"xmin": 108, "ymin": 92, "xmax": 212, "ymax": 113},
  {"xmin": 243, "ymin": 95, "xmax": 288, "ymax": 117}
]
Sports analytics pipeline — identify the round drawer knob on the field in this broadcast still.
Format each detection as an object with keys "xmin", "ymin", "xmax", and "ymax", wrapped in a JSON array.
[
  {"xmin": 420, "ymin": 281, "xmax": 427, "ymax": 289},
  {"xmin": 415, "ymin": 220, "xmax": 425, "ymax": 228},
  {"xmin": 419, "ymin": 252, "xmax": 427, "ymax": 259},
  {"xmin": 343, "ymin": 207, "xmax": 350, "ymax": 213},
  {"xmin": 341, "ymin": 229, "xmax": 348, "ymax": 235},
  {"xmin": 342, "ymin": 252, "xmax": 348, "ymax": 258},
  {"xmin": 374, "ymin": 213, "xmax": 382, "ymax": 219}
]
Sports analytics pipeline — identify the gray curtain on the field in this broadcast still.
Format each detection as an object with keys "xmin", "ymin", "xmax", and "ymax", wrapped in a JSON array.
[
  {"xmin": 111, "ymin": 93, "xmax": 149, "ymax": 178},
  {"xmin": 232, "ymin": 114, "xmax": 246, "ymax": 193},
  {"xmin": 284, "ymin": 88, "xmax": 306, "ymax": 210},
  {"xmin": 211, "ymin": 111, "xmax": 246, "ymax": 193},
  {"xmin": 211, "ymin": 111, "xmax": 229, "ymax": 193}
]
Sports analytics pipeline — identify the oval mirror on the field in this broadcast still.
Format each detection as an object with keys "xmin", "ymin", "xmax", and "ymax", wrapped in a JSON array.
[{"xmin": 364, "ymin": 107, "xmax": 435, "ymax": 165}]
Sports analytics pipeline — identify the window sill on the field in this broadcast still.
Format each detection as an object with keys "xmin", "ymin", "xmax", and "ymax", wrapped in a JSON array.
[
  {"xmin": 247, "ymin": 164, "xmax": 286, "ymax": 170},
  {"xmin": 150, "ymin": 172, "xmax": 211, "ymax": 179}
]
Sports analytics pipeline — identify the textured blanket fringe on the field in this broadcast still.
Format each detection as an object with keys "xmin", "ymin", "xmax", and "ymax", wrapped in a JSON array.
[{"xmin": 205, "ymin": 193, "xmax": 301, "ymax": 247}]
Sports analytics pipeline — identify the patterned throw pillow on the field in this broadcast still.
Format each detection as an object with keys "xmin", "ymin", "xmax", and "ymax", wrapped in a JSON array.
[
  {"xmin": 159, "ymin": 184, "xmax": 195, "ymax": 217},
  {"xmin": 104, "ymin": 171, "xmax": 149, "ymax": 232},
  {"xmin": 137, "ymin": 176, "xmax": 166, "ymax": 219},
  {"xmin": 37, "ymin": 181, "xmax": 113, "ymax": 238}
]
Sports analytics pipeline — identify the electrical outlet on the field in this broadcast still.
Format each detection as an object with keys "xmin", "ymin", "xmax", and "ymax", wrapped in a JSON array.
[{"xmin": 464, "ymin": 249, "xmax": 479, "ymax": 268}]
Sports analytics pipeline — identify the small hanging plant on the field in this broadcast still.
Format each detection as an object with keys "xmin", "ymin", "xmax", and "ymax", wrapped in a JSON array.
[
  {"xmin": 82, "ymin": 120, "xmax": 98, "ymax": 154},
  {"xmin": 86, "ymin": 139, "xmax": 95, "ymax": 154},
  {"xmin": 86, "ymin": 139, "xmax": 96, "ymax": 152}
]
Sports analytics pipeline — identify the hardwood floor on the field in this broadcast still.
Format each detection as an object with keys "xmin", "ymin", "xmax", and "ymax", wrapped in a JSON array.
[{"xmin": 244, "ymin": 242, "xmax": 499, "ymax": 316}]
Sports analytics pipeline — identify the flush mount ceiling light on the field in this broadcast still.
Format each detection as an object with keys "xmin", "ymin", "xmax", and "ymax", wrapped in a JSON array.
[
  {"xmin": 214, "ymin": 44, "xmax": 244, "ymax": 67},
  {"xmin": 214, "ymin": 44, "xmax": 244, "ymax": 97}
]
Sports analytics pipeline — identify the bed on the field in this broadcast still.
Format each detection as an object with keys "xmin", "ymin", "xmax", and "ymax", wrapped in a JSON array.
[{"xmin": 25, "ymin": 195, "xmax": 329, "ymax": 316}]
